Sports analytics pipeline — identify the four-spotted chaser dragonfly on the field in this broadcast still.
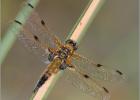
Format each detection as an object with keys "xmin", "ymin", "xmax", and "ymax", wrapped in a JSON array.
[{"xmin": 16, "ymin": 10, "xmax": 125, "ymax": 100}]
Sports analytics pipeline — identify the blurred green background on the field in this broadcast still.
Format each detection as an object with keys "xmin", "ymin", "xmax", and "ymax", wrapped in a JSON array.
[{"xmin": 1, "ymin": 0, "xmax": 139, "ymax": 100}]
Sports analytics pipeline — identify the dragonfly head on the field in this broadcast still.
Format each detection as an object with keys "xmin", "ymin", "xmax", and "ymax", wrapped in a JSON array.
[{"xmin": 65, "ymin": 39, "xmax": 78, "ymax": 51}]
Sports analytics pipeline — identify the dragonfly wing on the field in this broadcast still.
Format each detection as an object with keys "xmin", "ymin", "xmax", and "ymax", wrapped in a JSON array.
[
  {"xmin": 73, "ymin": 59, "xmax": 126, "ymax": 83},
  {"xmin": 18, "ymin": 11, "xmax": 57, "ymax": 63},
  {"xmin": 64, "ymin": 68, "xmax": 110, "ymax": 100}
]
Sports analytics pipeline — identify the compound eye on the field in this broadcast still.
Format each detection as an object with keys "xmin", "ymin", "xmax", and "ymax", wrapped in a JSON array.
[
  {"xmin": 73, "ymin": 42, "xmax": 76, "ymax": 46},
  {"xmin": 65, "ymin": 39, "xmax": 78, "ymax": 50}
]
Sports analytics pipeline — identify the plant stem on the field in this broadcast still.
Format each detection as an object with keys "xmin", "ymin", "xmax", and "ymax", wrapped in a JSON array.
[
  {"xmin": 31, "ymin": 0, "xmax": 105, "ymax": 100},
  {"xmin": 67, "ymin": 0, "xmax": 105, "ymax": 43},
  {"xmin": 0, "ymin": 0, "xmax": 40, "ymax": 64}
]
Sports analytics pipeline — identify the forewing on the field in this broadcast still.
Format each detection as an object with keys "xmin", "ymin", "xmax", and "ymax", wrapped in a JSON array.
[
  {"xmin": 64, "ymin": 68, "xmax": 110, "ymax": 100},
  {"xmin": 18, "ymin": 11, "xmax": 57, "ymax": 63}
]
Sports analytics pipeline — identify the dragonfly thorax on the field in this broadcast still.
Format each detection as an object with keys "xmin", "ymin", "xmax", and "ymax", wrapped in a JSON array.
[
  {"xmin": 58, "ymin": 47, "xmax": 71, "ymax": 59},
  {"xmin": 58, "ymin": 39, "xmax": 78, "ymax": 60},
  {"xmin": 48, "ymin": 39, "xmax": 78, "ymax": 70},
  {"xmin": 47, "ymin": 46, "xmax": 71, "ymax": 63}
]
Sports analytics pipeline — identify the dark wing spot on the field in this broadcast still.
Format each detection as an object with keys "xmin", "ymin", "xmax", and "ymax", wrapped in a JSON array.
[
  {"xmin": 27, "ymin": 3, "xmax": 34, "ymax": 8},
  {"xmin": 116, "ymin": 70, "xmax": 123, "ymax": 75},
  {"xmin": 97, "ymin": 64, "xmax": 103, "ymax": 67},
  {"xmin": 41, "ymin": 20, "xmax": 45, "ymax": 26},
  {"xmin": 83, "ymin": 74, "xmax": 89, "ymax": 79},
  {"xmin": 102, "ymin": 87, "xmax": 109, "ymax": 93},
  {"xmin": 14, "ymin": 20, "xmax": 22, "ymax": 25},
  {"xmin": 33, "ymin": 35, "xmax": 39, "ymax": 41}
]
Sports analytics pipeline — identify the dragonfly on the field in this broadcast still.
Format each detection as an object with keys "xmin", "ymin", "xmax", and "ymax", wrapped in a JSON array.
[{"xmin": 16, "ymin": 10, "xmax": 125, "ymax": 100}]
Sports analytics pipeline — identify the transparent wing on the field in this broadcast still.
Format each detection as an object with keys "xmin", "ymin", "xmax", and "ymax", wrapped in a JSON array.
[
  {"xmin": 72, "ymin": 53, "xmax": 126, "ymax": 83},
  {"xmin": 64, "ymin": 67, "xmax": 110, "ymax": 100},
  {"xmin": 18, "ymin": 11, "xmax": 60, "ymax": 63}
]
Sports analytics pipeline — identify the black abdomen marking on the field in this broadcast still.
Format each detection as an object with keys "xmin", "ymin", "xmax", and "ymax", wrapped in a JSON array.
[{"xmin": 33, "ymin": 74, "xmax": 49, "ymax": 93}]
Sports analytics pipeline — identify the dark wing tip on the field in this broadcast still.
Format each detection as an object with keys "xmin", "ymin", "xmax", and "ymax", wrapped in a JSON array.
[
  {"xmin": 27, "ymin": 3, "xmax": 34, "ymax": 8},
  {"xmin": 41, "ymin": 20, "xmax": 45, "ymax": 26},
  {"xmin": 96, "ymin": 64, "xmax": 103, "ymax": 67},
  {"xmin": 83, "ymin": 74, "xmax": 90, "ymax": 79},
  {"xmin": 102, "ymin": 87, "xmax": 109, "ymax": 93},
  {"xmin": 33, "ymin": 35, "xmax": 39, "ymax": 42},
  {"xmin": 14, "ymin": 20, "xmax": 22, "ymax": 25},
  {"xmin": 116, "ymin": 70, "xmax": 123, "ymax": 75}
]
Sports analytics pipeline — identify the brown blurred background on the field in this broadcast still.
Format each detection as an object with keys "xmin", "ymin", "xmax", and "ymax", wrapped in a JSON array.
[{"xmin": 1, "ymin": 0, "xmax": 139, "ymax": 100}]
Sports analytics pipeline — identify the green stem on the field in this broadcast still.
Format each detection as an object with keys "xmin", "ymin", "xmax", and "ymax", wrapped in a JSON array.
[
  {"xmin": 0, "ymin": 0, "xmax": 40, "ymax": 64},
  {"xmin": 31, "ymin": 0, "xmax": 105, "ymax": 100}
]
